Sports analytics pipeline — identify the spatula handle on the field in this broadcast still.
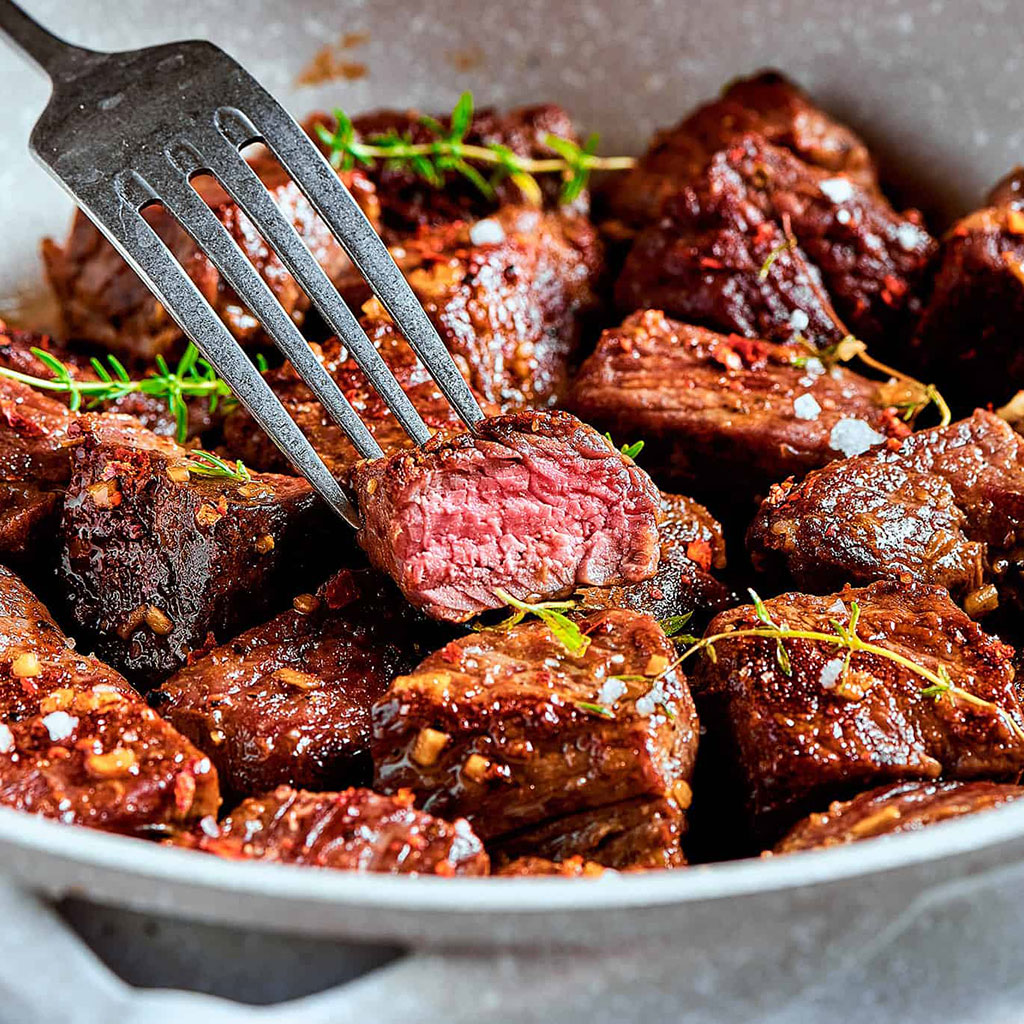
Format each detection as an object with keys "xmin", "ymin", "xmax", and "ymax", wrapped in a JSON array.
[{"xmin": 0, "ymin": 0, "xmax": 84, "ymax": 77}]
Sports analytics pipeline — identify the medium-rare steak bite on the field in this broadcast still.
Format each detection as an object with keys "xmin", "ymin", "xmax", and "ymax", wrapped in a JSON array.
[
  {"xmin": 909, "ymin": 170, "xmax": 1024, "ymax": 412},
  {"xmin": 59, "ymin": 415, "xmax": 336, "ymax": 688},
  {"xmin": 371, "ymin": 607, "xmax": 697, "ymax": 857},
  {"xmin": 43, "ymin": 161, "xmax": 379, "ymax": 363},
  {"xmin": 691, "ymin": 581, "xmax": 1024, "ymax": 839},
  {"xmin": 748, "ymin": 410, "xmax": 1024, "ymax": 612},
  {"xmin": 350, "ymin": 411, "xmax": 663, "ymax": 623},
  {"xmin": 771, "ymin": 780, "xmax": 1024, "ymax": 854},
  {"xmin": 606, "ymin": 70, "xmax": 878, "ymax": 230},
  {"xmin": 615, "ymin": 134, "xmax": 934, "ymax": 351},
  {"xmin": 577, "ymin": 491, "xmax": 732, "ymax": 628},
  {"xmin": 174, "ymin": 785, "xmax": 489, "ymax": 876},
  {"xmin": 155, "ymin": 568, "xmax": 441, "ymax": 799},
  {"xmin": 0, "ymin": 565, "xmax": 219, "ymax": 833},
  {"xmin": 569, "ymin": 310, "xmax": 912, "ymax": 503}
]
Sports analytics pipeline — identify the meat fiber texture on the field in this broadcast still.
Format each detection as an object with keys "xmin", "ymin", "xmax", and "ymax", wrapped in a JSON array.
[
  {"xmin": 371, "ymin": 607, "xmax": 697, "ymax": 866},
  {"xmin": 606, "ymin": 69, "xmax": 878, "ymax": 229},
  {"xmin": 569, "ymin": 309, "xmax": 911, "ymax": 504},
  {"xmin": 173, "ymin": 785, "xmax": 488, "ymax": 876},
  {"xmin": 748, "ymin": 410, "xmax": 1024, "ymax": 610},
  {"xmin": 0, "ymin": 565, "xmax": 219, "ymax": 834},
  {"xmin": 772, "ymin": 779, "xmax": 1024, "ymax": 854},
  {"xmin": 576, "ymin": 490, "xmax": 732, "ymax": 629},
  {"xmin": 910, "ymin": 168, "xmax": 1024, "ymax": 413},
  {"xmin": 615, "ymin": 134, "xmax": 934, "ymax": 353},
  {"xmin": 350, "ymin": 411, "xmax": 663, "ymax": 623},
  {"xmin": 691, "ymin": 580, "xmax": 1024, "ymax": 839},
  {"xmin": 155, "ymin": 568, "xmax": 444, "ymax": 801},
  {"xmin": 59, "ymin": 414, "xmax": 337, "ymax": 688}
]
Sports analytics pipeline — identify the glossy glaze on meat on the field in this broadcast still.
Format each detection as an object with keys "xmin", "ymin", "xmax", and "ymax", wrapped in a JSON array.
[
  {"xmin": 155, "ymin": 569, "xmax": 441, "ymax": 799},
  {"xmin": 607, "ymin": 70, "xmax": 878, "ymax": 230},
  {"xmin": 772, "ymin": 779, "xmax": 1024, "ymax": 853},
  {"xmin": 569, "ymin": 310, "xmax": 911, "ymax": 502},
  {"xmin": 372, "ymin": 608, "xmax": 697, "ymax": 846},
  {"xmin": 351, "ymin": 411, "xmax": 663, "ymax": 622},
  {"xmin": 43, "ymin": 162, "xmax": 379, "ymax": 362},
  {"xmin": 692, "ymin": 581, "xmax": 1024, "ymax": 838},
  {"xmin": 748, "ymin": 411, "xmax": 1024, "ymax": 609},
  {"xmin": 0, "ymin": 566, "xmax": 219, "ymax": 833},
  {"xmin": 616, "ymin": 135, "xmax": 934, "ymax": 350},
  {"xmin": 59, "ymin": 415, "xmax": 336, "ymax": 687},
  {"xmin": 910, "ymin": 171, "xmax": 1024, "ymax": 412},
  {"xmin": 175, "ymin": 785, "xmax": 488, "ymax": 875}
]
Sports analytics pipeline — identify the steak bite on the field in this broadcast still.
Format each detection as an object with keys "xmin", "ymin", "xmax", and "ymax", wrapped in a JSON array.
[
  {"xmin": 43, "ymin": 161, "xmax": 379, "ymax": 362},
  {"xmin": 495, "ymin": 856, "xmax": 608, "ymax": 877},
  {"xmin": 60, "ymin": 415, "xmax": 336, "ymax": 688},
  {"xmin": 772, "ymin": 780, "xmax": 1024, "ymax": 854},
  {"xmin": 155, "ymin": 569, "xmax": 439, "ymax": 799},
  {"xmin": 691, "ymin": 581, "xmax": 1024, "ymax": 838},
  {"xmin": 577, "ymin": 491, "xmax": 732, "ymax": 628},
  {"xmin": 607, "ymin": 70, "xmax": 878, "ymax": 230},
  {"xmin": 492, "ymin": 796, "xmax": 687, "ymax": 871},
  {"xmin": 569, "ymin": 310, "xmax": 911, "ymax": 502},
  {"xmin": 371, "ymin": 607, "xmax": 698, "ymax": 853},
  {"xmin": 0, "ymin": 565, "xmax": 219, "ymax": 833},
  {"xmin": 615, "ymin": 135, "xmax": 934, "ymax": 351},
  {"xmin": 748, "ymin": 411, "xmax": 1024, "ymax": 610},
  {"xmin": 351, "ymin": 411, "xmax": 663, "ymax": 623},
  {"xmin": 175, "ymin": 785, "xmax": 489, "ymax": 876},
  {"xmin": 910, "ymin": 171, "xmax": 1024, "ymax": 412}
]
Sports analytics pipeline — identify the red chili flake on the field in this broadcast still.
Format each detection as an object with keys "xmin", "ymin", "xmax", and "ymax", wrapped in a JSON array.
[
  {"xmin": 685, "ymin": 539, "xmax": 713, "ymax": 571},
  {"xmin": 434, "ymin": 860, "xmax": 456, "ymax": 877},
  {"xmin": 322, "ymin": 571, "xmax": 360, "ymax": 610},
  {"xmin": 753, "ymin": 222, "xmax": 776, "ymax": 246},
  {"xmin": 698, "ymin": 256, "xmax": 723, "ymax": 269}
]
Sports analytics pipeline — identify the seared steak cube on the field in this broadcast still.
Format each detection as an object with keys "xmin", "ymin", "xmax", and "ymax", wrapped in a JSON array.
[
  {"xmin": 748, "ymin": 411, "xmax": 1024, "ymax": 610},
  {"xmin": 372, "ymin": 608, "xmax": 698, "ymax": 842},
  {"xmin": 176, "ymin": 785, "xmax": 489, "ymax": 876},
  {"xmin": 60, "ymin": 415, "xmax": 335, "ymax": 687},
  {"xmin": 351, "ymin": 411, "xmax": 663, "ymax": 622},
  {"xmin": 616, "ymin": 135, "xmax": 934, "ymax": 351},
  {"xmin": 577, "ymin": 491, "xmax": 732, "ymax": 628},
  {"xmin": 691, "ymin": 581, "xmax": 1024, "ymax": 837},
  {"xmin": 492, "ymin": 796, "xmax": 687, "ymax": 870},
  {"xmin": 495, "ymin": 856, "xmax": 608, "ymax": 877},
  {"xmin": 312, "ymin": 104, "xmax": 588, "ymax": 234},
  {"xmin": 0, "ymin": 565, "xmax": 219, "ymax": 833},
  {"xmin": 156, "ymin": 569, "xmax": 439, "ymax": 799},
  {"xmin": 607, "ymin": 70, "xmax": 878, "ymax": 230},
  {"xmin": 569, "ymin": 310, "xmax": 911, "ymax": 502},
  {"xmin": 772, "ymin": 780, "xmax": 1024, "ymax": 854},
  {"xmin": 43, "ymin": 162, "xmax": 379, "ymax": 362},
  {"xmin": 910, "ymin": 173, "xmax": 1024, "ymax": 412}
]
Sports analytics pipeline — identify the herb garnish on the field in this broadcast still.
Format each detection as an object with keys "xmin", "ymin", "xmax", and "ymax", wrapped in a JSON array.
[
  {"xmin": 604, "ymin": 432, "xmax": 645, "ymax": 461},
  {"xmin": 658, "ymin": 612, "xmax": 698, "ymax": 645},
  {"xmin": 0, "ymin": 344, "xmax": 236, "ymax": 443},
  {"xmin": 182, "ymin": 450, "xmax": 252, "ymax": 484},
  {"xmin": 574, "ymin": 700, "xmax": 615, "ymax": 719},
  {"xmin": 316, "ymin": 91, "xmax": 636, "ymax": 206},
  {"xmin": 488, "ymin": 588, "xmax": 591, "ymax": 658},
  {"xmin": 757, "ymin": 237, "xmax": 797, "ymax": 280}
]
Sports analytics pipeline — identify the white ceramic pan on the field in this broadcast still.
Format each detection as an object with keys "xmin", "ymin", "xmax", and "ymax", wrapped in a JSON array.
[{"xmin": 1, "ymin": 0, "xmax": 1024, "ymax": 1010}]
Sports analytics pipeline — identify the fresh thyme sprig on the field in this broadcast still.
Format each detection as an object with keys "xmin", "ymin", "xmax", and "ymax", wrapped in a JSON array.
[
  {"xmin": 603, "ymin": 432, "xmax": 645, "ymax": 461},
  {"xmin": 182, "ymin": 449, "xmax": 251, "ymax": 484},
  {"xmin": 0, "ymin": 344, "xmax": 235, "ymax": 443},
  {"xmin": 315, "ymin": 91, "xmax": 636, "ymax": 206},
  {"xmin": 487, "ymin": 588, "xmax": 591, "ymax": 657},
  {"xmin": 763, "ymin": 213, "xmax": 951, "ymax": 428},
  {"xmin": 668, "ymin": 589, "xmax": 1024, "ymax": 741}
]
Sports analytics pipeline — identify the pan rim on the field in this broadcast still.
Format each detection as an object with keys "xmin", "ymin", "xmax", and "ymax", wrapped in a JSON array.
[{"xmin": 3, "ymin": 796, "xmax": 1024, "ymax": 913}]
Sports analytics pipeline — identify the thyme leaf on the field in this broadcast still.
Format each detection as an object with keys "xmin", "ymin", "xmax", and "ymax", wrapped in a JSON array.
[
  {"xmin": 603, "ymin": 432, "xmax": 645, "ymax": 460},
  {"xmin": 182, "ymin": 450, "xmax": 251, "ymax": 484},
  {"xmin": 574, "ymin": 700, "xmax": 615, "ymax": 719},
  {"xmin": 315, "ymin": 91, "xmax": 636, "ymax": 206},
  {"xmin": 490, "ymin": 588, "xmax": 591, "ymax": 657}
]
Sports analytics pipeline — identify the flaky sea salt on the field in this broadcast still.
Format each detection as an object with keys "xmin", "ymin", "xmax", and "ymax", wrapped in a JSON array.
[
  {"xmin": 596, "ymin": 676, "xmax": 627, "ymax": 707},
  {"xmin": 469, "ymin": 218, "xmax": 505, "ymax": 245},
  {"xmin": 789, "ymin": 308, "xmax": 810, "ymax": 331},
  {"xmin": 819, "ymin": 658, "xmax": 846, "ymax": 690},
  {"xmin": 41, "ymin": 711, "xmax": 78, "ymax": 742},
  {"xmin": 829, "ymin": 417, "xmax": 886, "ymax": 457},
  {"xmin": 793, "ymin": 393, "xmax": 822, "ymax": 420},
  {"xmin": 820, "ymin": 177, "xmax": 854, "ymax": 203}
]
